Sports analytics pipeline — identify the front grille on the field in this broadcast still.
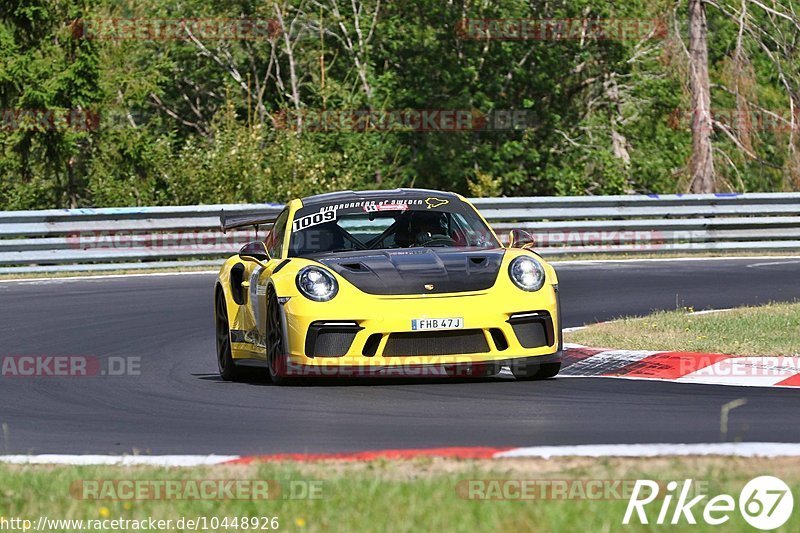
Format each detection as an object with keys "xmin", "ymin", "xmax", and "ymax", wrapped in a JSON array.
[
  {"xmin": 305, "ymin": 322, "xmax": 362, "ymax": 357},
  {"xmin": 382, "ymin": 330, "xmax": 490, "ymax": 356},
  {"xmin": 508, "ymin": 312, "xmax": 554, "ymax": 349}
]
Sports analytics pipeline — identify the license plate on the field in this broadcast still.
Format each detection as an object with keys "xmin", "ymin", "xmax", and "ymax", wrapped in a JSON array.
[{"xmin": 411, "ymin": 317, "xmax": 464, "ymax": 331}]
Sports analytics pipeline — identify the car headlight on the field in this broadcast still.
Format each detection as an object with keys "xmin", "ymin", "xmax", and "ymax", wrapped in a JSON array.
[
  {"xmin": 296, "ymin": 266, "xmax": 339, "ymax": 301},
  {"xmin": 508, "ymin": 256, "xmax": 546, "ymax": 292}
]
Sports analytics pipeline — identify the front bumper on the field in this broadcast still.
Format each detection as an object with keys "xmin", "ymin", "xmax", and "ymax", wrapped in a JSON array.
[{"xmin": 282, "ymin": 284, "xmax": 561, "ymax": 368}]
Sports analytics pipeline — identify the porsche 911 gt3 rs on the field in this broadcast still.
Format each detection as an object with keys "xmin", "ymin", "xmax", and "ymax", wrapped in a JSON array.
[{"xmin": 214, "ymin": 188, "xmax": 562, "ymax": 384}]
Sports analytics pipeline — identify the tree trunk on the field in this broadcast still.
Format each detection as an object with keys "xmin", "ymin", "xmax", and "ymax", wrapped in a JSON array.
[
  {"xmin": 66, "ymin": 158, "xmax": 78, "ymax": 208},
  {"xmin": 605, "ymin": 74, "xmax": 631, "ymax": 167},
  {"xmin": 688, "ymin": 0, "xmax": 715, "ymax": 193}
]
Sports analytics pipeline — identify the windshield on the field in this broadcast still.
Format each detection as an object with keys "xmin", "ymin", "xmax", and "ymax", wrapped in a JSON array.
[{"xmin": 289, "ymin": 198, "xmax": 499, "ymax": 256}]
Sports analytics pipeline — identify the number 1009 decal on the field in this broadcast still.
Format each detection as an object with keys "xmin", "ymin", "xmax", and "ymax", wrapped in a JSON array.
[{"xmin": 292, "ymin": 209, "xmax": 336, "ymax": 232}]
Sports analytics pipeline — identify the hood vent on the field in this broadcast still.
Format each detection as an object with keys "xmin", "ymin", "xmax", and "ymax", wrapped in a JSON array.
[{"xmin": 341, "ymin": 262, "xmax": 367, "ymax": 272}]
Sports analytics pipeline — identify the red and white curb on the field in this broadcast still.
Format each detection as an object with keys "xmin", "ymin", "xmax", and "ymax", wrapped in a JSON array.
[
  {"xmin": 562, "ymin": 345, "xmax": 800, "ymax": 388},
  {"xmin": 3, "ymin": 443, "xmax": 800, "ymax": 466}
]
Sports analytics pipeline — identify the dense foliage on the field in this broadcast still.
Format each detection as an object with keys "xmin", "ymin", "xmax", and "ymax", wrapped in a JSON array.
[{"xmin": 2, "ymin": 0, "xmax": 799, "ymax": 209}]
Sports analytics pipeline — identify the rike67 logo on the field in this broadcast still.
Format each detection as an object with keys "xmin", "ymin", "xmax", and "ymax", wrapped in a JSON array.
[{"xmin": 623, "ymin": 476, "xmax": 794, "ymax": 530}]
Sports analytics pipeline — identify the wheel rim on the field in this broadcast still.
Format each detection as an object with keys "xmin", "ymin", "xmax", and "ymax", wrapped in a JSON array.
[
  {"xmin": 215, "ymin": 295, "xmax": 231, "ymax": 373},
  {"xmin": 267, "ymin": 294, "xmax": 285, "ymax": 377}
]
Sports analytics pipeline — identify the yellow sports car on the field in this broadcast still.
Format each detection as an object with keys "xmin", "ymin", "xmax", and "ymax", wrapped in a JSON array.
[{"xmin": 214, "ymin": 189, "xmax": 561, "ymax": 384}]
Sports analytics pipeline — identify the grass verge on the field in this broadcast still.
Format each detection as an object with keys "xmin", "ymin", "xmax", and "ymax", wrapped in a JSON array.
[
  {"xmin": 1, "ymin": 457, "xmax": 798, "ymax": 532},
  {"xmin": 566, "ymin": 302, "xmax": 800, "ymax": 356}
]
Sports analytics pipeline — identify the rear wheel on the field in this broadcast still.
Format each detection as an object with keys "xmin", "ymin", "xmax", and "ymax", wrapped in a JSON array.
[
  {"xmin": 267, "ymin": 290, "xmax": 296, "ymax": 385},
  {"xmin": 215, "ymin": 290, "xmax": 241, "ymax": 381},
  {"xmin": 511, "ymin": 361, "xmax": 561, "ymax": 381}
]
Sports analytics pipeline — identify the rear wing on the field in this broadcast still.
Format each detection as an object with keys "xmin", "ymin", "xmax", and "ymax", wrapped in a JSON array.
[{"xmin": 219, "ymin": 207, "xmax": 283, "ymax": 234}]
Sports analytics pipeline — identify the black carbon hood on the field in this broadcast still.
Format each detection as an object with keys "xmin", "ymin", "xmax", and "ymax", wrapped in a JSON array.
[{"xmin": 314, "ymin": 248, "xmax": 506, "ymax": 295}]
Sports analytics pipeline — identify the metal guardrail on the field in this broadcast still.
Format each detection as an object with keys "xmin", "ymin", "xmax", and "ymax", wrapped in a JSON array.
[{"xmin": 0, "ymin": 193, "xmax": 798, "ymax": 273}]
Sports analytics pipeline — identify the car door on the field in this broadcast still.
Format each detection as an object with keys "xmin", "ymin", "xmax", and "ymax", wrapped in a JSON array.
[
  {"xmin": 226, "ymin": 209, "xmax": 289, "ymax": 358},
  {"xmin": 247, "ymin": 208, "xmax": 290, "ymax": 352}
]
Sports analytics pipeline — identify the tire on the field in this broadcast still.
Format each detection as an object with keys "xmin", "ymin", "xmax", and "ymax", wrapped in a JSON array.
[
  {"xmin": 215, "ymin": 289, "xmax": 242, "ymax": 381},
  {"xmin": 266, "ymin": 289, "xmax": 296, "ymax": 385},
  {"xmin": 511, "ymin": 361, "xmax": 561, "ymax": 381}
]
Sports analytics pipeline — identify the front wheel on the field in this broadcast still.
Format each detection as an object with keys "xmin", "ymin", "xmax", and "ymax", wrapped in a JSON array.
[{"xmin": 511, "ymin": 361, "xmax": 561, "ymax": 381}]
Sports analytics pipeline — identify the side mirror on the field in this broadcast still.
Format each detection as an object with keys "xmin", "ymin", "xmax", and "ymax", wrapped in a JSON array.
[
  {"xmin": 508, "ymin": 229, "xmax": 535, "ymax": 249},
  {"xmin": 239, "ymin": 241, "xmax": 270, "ymax": 264}
]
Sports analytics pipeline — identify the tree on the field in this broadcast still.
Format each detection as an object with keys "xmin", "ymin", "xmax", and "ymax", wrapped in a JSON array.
[
  {"xmin": 687, "ymin": 0, "xmax": 715, "ymax": 192},
  {"xmin": 0, "ymin": 0, "xmax": 101, "ymax": 208}
]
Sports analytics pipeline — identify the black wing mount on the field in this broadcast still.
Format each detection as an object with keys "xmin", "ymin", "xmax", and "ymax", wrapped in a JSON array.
[{"xmin": 219, "ymin": 207, "xmax": 283, "ymax": 234}]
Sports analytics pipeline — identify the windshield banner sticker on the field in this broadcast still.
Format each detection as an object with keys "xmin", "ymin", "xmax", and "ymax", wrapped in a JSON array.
[{"xmin": 293, "ymin": 199, "xmax": 429, "ymax": 231}]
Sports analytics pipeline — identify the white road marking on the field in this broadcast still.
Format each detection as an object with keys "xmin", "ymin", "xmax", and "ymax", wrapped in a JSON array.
[
  {"xmin": 495, "ymin": 442, "xmax": 800, "ymax": 458},
  {"xmin": 0, "ymin": 270, "xmax": 218, "ymax": 285},
  {"xmin": 746, "ymin": 259, "xmax": 800, "ymax": 268},
  {"xmin": 687, "ymin": 308, "xmax": 735, "ymax": 316},
  {"xmin": 554, "ymin": 255, "xmax": 800, "ymax": 266},
  {"xmin": 0, "ymin": 454, "xmax": 239, "ymax": 466}
]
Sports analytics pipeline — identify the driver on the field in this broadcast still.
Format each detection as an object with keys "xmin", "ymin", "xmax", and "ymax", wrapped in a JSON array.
[{"xmin": 395, "ymin": 211, "xmax": 449, "ymax": 247}]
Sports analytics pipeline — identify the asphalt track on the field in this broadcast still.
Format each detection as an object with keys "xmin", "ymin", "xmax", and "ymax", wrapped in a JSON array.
[{"xmin": 1, "ymin": 257, "xmax": 799, "ymax": 455}]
